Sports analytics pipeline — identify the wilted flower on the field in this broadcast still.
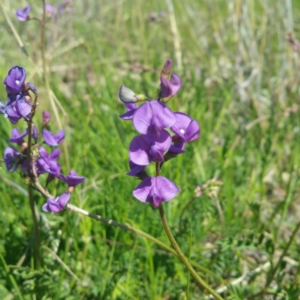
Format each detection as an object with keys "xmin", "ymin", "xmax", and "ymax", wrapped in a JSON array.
[
  {"xmin": 133, "ymin": 176, "xmax": 179, "ymax": 207},
  {"xmin": 16, "ymin": 6, "xmax": 31, "ymax": 22},
  {"xmin": 119, "ymin": 85, "xmax": 147, "ymax": 103},
  {"xmin": 42, "ymin": 192, "xmax": 70, "ymax": 213}
]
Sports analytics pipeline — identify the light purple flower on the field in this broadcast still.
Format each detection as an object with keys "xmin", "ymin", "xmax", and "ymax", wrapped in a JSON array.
[
  {"xmin": 4, "ymin": 66, "xmax": 26, "ymax": 94},
  {"xmin": 129, "ymin": 130, "xmax": 171, "ymax": 165},
  {"xmin": 45, "ymin": 3, "xmax": 55, "ymax": 16},
  {"xmin": 42, "ymin": 192, "xmax": 70, "ymax": 213},
  {"xmin": 42, "ymin": 111, "xmax": 51, "ymax": 126},
  {"xmin": 42, "ymin": 129, "xmax": 65, "ymax": 146},
  {"xmin": 16, "ymin": 6, "xmax": 31, "ymax": 22},
  {"xmin": 4, "ymin": 147, "xmax": 21, "ymax": 172},
  {"xmin": 119, "ymin": 102, "xmax": 137, "ymax": 120},
  {"xmin": 133, "ymin": 100, "xmax": 176, "ymax": 136},
  {"xmin": 60, "ymin": 170, "xmax": 85, "ymax": 187},
  {"xmin": 9, "ymin": 128, "xmax": 28, "ymax": 144},
  {"xmin": 159, "ymin": 74, "xmax": 182, "ymax": 100},
  {"xmin": 171, "ymin": 112, "xmax": 200, "ymax": 143},
  {"xmin": 133, "ymin": 176, "xmax": 179, "ymax": 207}
]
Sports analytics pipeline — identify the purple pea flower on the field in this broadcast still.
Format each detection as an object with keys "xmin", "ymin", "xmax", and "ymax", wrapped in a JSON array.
[
  {"xmin": 61, "ymin": 170, "xmax": 85, "ymax": 187},
  {"xmin": 5, "ymin": 94, "xmax": 31, "ymax": 124},
  {"xmin": 159, "ymin": 73, "xmax": 182, "ymax": 100},
  {"xmin": 133, "ymin": 100, "xmax": 176, "ymax": 136},
  {"xmin": 129, "ymin": 130, "xmax": 172, "ymax": 165},
  {"xmin": 4, "ymin": 66, "xmax": 26, "ymax": 94},
  {"xmin": 119, "ymin": 102, "xmax": 137, "ymax": 120},
  {"xmin": 42, "ymin": 129, "xmax": 65, "ymax": 146},
  {"xmin": 16, "ymin": 6, "xmax": 31, "ymax": 22},
  {"xmin": 8, "ymin": 128, "xmax": 28, "ymax": 144},
  {"xmin": 4, "ymin": 147, "xmax": 21, "ymax": 172},
  {"xmin": 42, "ymin": 192, "xmax": 70, "ymax": 213},
  {"xmin": 133, "ymin": 176, "xmax": 179, "ymax": 207},
  {"xmin": 36, "ymin": 147, "xmax": 61, "ymax": 176},
  {"xmin": 171, "ymin": 112, "xmax": 200, "ymax": 143}
]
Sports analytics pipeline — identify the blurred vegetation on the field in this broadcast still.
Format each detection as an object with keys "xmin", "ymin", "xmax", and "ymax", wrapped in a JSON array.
[{"xmin": 0, "ymin": 0, "xmax": 300, "ymax": 299}]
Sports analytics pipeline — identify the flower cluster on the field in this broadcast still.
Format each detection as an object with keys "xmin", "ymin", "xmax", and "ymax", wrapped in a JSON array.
[
  {"xmin": 2, "ymin": 66, "xmax": 85, "ymax": 213},
  {"xmin": 119, "ymin": 59, "xmax": 200, "ymax": 207},
  {"xmin": 16, "ymin": 1, "xmax": 73, "ymax": 22}
]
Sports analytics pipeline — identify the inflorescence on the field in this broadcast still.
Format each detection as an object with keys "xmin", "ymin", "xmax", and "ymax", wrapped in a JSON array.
[
  {"xmin": 1, "ymin": 66, "xmax": 85, "ymax": 213},
  {"xmin": 119, "ymin": 59, "xmax": 200, "ymax": 207}
]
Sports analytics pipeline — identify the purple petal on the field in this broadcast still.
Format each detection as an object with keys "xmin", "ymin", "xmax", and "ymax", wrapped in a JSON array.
[
  {"xmin": 16, "ymin": 6, "xmax": 31, "ymax": 22},
  {"xmin": 159, "ymin": 73, "xmax": 182, "ymax": 99},
  {"xmin": 57, "ymin": 192, "xmax": 70, "ymax": 207},
  {"xmin": 50, "ymin": 149, "xmax": 60, "ymax": 160},
  {"xmin": 4, "ymin": 66, "xmax": 26, "ymax": 94},
  {"xmin": 133, "ymin": 176, "xmax": 179, "ymax": 207},
  {"xmin": 119, "ymin": 103, "xmax": 137, "ymax": 120},
  {"xmin": 127, "ymin": 161, "xmax": 147, "ymax": 178},
  {"xmin": 32, "ymin": 126, "xmax": 39, "ymax": 140},
  {"xmin": 185, "ymin": 120, "xmax": 200, "ymax": 142},
  {"xmin": 133, "ymin": 100, "xmax": 176, "ymax": 135},
  {"xmin": 42, "ymin": 111, "xmax": 51, "ymax": 126},
  {"xmin": 54, "ymin": 130, "xmax": 65, "ymax": 144},
  {"xmin": 9, "ymin": 128, "xmax": 28, "ymax": 144},
  {"xmin": 4, "ymin": 146, "xmax": 20, "ymax": 172},
  {"xmin": 42, "ymin": 129, "xmax": 58, "ymax": 146},
  {"xmin": 39, "ymin": 146, "xmax": 49, "ymax": 159},
  {"xmin": 16, "ymin": 98, "xmax": 31, "ymax": 117},
  {"xmin": 6, "ymin": 105, "xmax": 21, "ymax": 124},
  {"xmin": 129, "ymin": 135, "xmax": 151, "ymax": 165},
  {"xmin": 61, "ymin": 171, "xmax": 85, "ymax": 186},
  {"xmin": 42, "ymin": 199, "xmax": 61, "ymax": 213}
]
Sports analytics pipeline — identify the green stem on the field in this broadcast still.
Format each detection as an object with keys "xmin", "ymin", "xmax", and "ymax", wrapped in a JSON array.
[
  {"xmin": 155, "ymin": 162, "xmax": 222, "ymax": 299},
  {"xmin": 159, "ymin": 205, "xmax": 223, "ymax": 300},
  {"xmin": 26, "ymin": 92, "xmax": 41, "ymax": 270}
]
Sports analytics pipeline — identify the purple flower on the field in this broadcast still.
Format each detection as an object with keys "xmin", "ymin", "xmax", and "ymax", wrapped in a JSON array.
[
  {"xmin": 16, "ymin": 6, "xmax": 31, "ymax": 22},
  {"xmin": 60, "ymin": 170, "xmax": 85, "ymax": 187},
  {"xmin": 5, "ymin": 94, "xmax": 31, "ymax": 124},
  {"xmin": 32, "ymin": 126, "xmax": 39, "ymax": 140},
  {"xmin": 119, "ymin": 102, "xmax": 137, "ymax": 120},
  {"xmin": 45, "ymin": 3, "xmax": 55, "ymax": 16},
  {"xmin": 36, "ymin": 147, "xmax": 62, "ymax": 176},
  {"xmin": 133, "ymin": 100, "xmax": 176, "ymax": 136},
  {"xmin": 4, "ymin": 147, "xmax": 21, "ymax": 172},
  {"xmin": 127, "ymin": 161, "xmax": 148, "ymax": 180},
  {"xmin": 161, "ymin": 59, "xmax": 172, "ymax": 78},
  {"xmin": 42, "ymin": 129, "xmax": 65, "ymax": 146},
  {"xmin": 159, "ymin": 74, "xmax": 182, "ymax": 100},
  {"xmin": 129, "ymin": 130, "xmax": 171, "ymax": 165},
  {"xmin": 171, "ymin": 112, "xmax": 200, "ymax": 143},
  {"xmin": 42, "ymin": 192, "xmax": 70, "ymax": 213},
  {"xmin": 8, "ymin": 128, "xmax": 28, "ymax": 144},
  {"xmin": 4, "ymin": 66, "xmax": 26, "ymax": 94},
  {"xmin": 133, "ymin": 176, "xmax": 179, "ymax": 207}
]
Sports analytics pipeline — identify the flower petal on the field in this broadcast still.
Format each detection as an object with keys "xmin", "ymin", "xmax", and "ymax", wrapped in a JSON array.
[
  {"xmin": 129, "ymin": 135, "xmax": 151, "ymax": 166},
  {"xmin": 42, "ymin": 129, "xmax": 58, "ymax": 146}
]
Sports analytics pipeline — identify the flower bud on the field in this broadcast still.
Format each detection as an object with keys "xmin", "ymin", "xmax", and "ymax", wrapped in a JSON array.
[
  {"xmin": 42, "ymin": 111, "xmax": 51, "ymax": 127},
  {"xmin": 119, "ymin": 85, "xmax": 147, "ymax": 103},
  {"xmin": 160, "ymin": 59, "xmax": 172, "ymax": 79}
]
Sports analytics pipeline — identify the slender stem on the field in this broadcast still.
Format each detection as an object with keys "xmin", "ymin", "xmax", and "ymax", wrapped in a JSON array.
[
  {"xmin": 155, "ymin": 163, "xmax": 222, "ymax": 299},
  {"xmin": 159, "ymin": 205, "xmax": 223, "ymax": 300},
  {"xmin": 251, "ymin": 220, "xmax": 300, "ymax": 299},
  {"xmin": 26, "ymin": 92, "xmax": 41, "ymax": 270}
]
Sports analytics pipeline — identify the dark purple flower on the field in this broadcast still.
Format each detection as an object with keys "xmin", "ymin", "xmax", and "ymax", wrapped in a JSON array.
[
  {"xmin": 61, "ymin": 170, "xmax": 85, "ymax": 187},
  {"xmin": 4, "ymin": 147, "xmax": 21, "ymax": 172},
  {"xmin": 16, "ymin": 6, "xmax": 31, "ymax": 22},
  {"xmin": 9, "ymin": 128, "xmax": 28, "ymax": 144},
  {"xmin": 4, "ymin": 66, "xmax": 26, "ymax": 94},
  {"xmin": 127, "ymin": 161, "xmax": 148, "ymax": 180},
  {"xmin": 133, "ymin": 100, "xmax": 176, "ymax": 136},
  {"xmin": 5, "ymin": 104, "xmax": 22, "ymax": 124},
  {"xmin": 129, "ymin": 130, "xmax": 171, "ymax": 165},
  {"xmin": 42, "ymin": 129, "xmax": 65, "ymax": 146},
  {"xmin": 171, "ymin": 112, "xmax": 200, "ymax": 143},
  {"xmin": 42, "ymin": 192, "xmax": 70, "ymax": 213},
  {"xmin": 16, "ymin": 96, "xmax": 31, "ymax": 117},
  {"xmin": 133, "ymin": 176, "xmax": 179, "ymax": 207},
  {"xmin": 42, "ymin": 111, "xmax": 51, "ymax": 126},
  {"xmin": 4, "ymin": 94, "xmax": 31, "ymax": 124},
  {"xmin": 159, "ymin": 74, "xmax": 182, "ymax": 100}
]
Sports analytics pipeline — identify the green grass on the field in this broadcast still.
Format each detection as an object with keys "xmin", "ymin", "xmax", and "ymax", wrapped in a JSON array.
[{"xmin": 0, "ymin": 0, "xmax": 300, "ymax": 299}]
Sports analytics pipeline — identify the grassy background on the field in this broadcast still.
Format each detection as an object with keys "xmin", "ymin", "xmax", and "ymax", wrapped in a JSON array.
[{"xmin": 0, "ymin": 0, "xmax": 300, "ymax": 299}]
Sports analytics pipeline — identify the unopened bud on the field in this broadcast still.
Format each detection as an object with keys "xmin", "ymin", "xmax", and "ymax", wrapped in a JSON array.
[
  {"xmin": 119, "ymin": 85, "xmax": 147, "ymax": 103},
  {"xmin": 42, "ymin": 111, "xmax": 51, "ymax": 127},
  {"xmin": 160, "ymin": 59, "xmax": 172, "ymax": 79}
]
